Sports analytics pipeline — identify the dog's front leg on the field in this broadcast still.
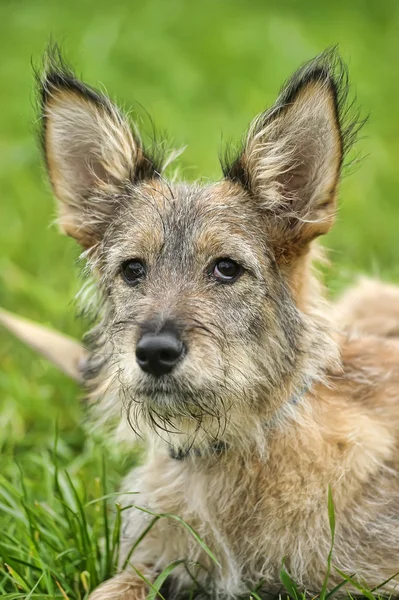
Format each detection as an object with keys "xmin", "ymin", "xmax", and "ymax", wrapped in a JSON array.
[{"xmin": 88, "ymin": 568, "xmax": 151, "ymax": 600}]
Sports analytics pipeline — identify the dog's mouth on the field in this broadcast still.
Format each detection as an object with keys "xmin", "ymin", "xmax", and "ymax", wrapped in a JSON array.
[
  {"xmin": 130, "ymin": 373, "xmax": 226, "ymax": 417},
  {"xmin": 132, "ymin": 375, "xmax": 194, "ymax": 410},
  {"xmin": 135, "ymin": 375, "xmax": 180, "ymax": 396}
]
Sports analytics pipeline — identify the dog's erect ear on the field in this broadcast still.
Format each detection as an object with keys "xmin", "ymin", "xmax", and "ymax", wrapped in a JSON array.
[
  {"xmin": 223, "ymin": 49, "xmax": 362, "ymax": 260},
  {"xmin": 39, "ymin": 47, "xmax": 161, "ymax": 248}
]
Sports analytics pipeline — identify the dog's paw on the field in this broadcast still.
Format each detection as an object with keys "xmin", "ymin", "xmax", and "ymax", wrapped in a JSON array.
[{"xmin": 88, "ymin": 573, "xmax": 147, "ymax": 600}]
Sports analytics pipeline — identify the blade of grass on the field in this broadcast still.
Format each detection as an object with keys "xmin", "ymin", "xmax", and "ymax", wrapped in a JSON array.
[
  {"xmin": 131, "ymin": 565, "xmax": 167, "ymax": 600},
  {"xmin": 111, "ymin": 502, "xmax": 122, "ymax": 570},
  {"xmin": 333, "ymin": 567, "xmax": 375, "ymax": 600},
  {"xmin": 370, "ymin": 570, "xmax": 399, "ymax": 593},
  {"xmin": 325, "ymin": 574, "xmax": 355, "ymax": 599},
  {"xmin": 3, "ymin": 564, "xmax": 30, "ymax": 593},
  {"xmin": 64, "ymin": 471, "xmax": 97, "ymax": 584},
  {"xmin": 128, "ymin": 505, "xmax": 221, "ymax": 569},
  {"xmin": 25, "ymin": 574, "xmax": 45, "ymax": 600},
  {"xmin": 122, "ymin": 515, "xmax": 161, "ymax": 571},
  {"xmin": 319, "ymin": 484, "xmax": 336, "ymax": 600},
  {"xmin": 280, "ymin": 557, "xmax": 300, "ymax": 600},
  {"xmin": 101, "ymin": 455, "xmax": 111, "ymax": 577},
  {"xmin": 146, "ymin": 560, "xmax": 185, "ymax": 600}
]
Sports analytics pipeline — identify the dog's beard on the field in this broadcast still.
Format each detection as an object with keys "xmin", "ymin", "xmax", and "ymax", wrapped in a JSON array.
[{"xmin": 118, "ymin": 369, "xmax": 242, "ymax": 449}]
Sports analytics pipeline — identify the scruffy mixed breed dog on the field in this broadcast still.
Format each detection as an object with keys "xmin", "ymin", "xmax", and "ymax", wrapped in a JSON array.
[{"xmin": 7, "ymin": 47, "xmax": 399, "ymax": 598}]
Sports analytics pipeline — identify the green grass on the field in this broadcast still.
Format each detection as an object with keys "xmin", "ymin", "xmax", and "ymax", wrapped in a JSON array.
[{"xmin": 1, "ymin": 0, "xmax": 399, "ymax": 597}]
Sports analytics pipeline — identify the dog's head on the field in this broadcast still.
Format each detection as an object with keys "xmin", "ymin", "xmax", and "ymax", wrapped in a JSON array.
[{"xmin": 39, "ymin": 48, "xmax": 361, "ymax": 451}]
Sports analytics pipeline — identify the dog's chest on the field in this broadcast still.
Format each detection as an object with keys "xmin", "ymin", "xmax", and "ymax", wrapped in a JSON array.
[{"xmin": 121, "ymin": 450, "xmax": 334, "ymax": 594}]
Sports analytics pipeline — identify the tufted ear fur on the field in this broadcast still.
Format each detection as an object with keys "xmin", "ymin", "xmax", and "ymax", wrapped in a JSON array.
[
  {"xmin": 222, "ymin": 49, "xmax": 363, "ymax": 262},
  {"xmin": 39, "ymin": 47, "xmax": 162, "ymax": 248}
]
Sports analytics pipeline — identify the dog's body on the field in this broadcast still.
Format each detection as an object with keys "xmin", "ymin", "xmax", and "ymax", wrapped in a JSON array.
[
  {"xmin": 33, "ymin": 48, "xmax": 399, "ymax": 598},
  {"xmin": 110, "ymin": 328, "xmax": 399, "ymax": 599}
]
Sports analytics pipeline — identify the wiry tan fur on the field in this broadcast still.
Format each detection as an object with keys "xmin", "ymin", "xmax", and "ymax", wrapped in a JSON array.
[
  {"xmin": 38, "ymin": 47, "xmax": 399, "ymax": 599},
  {"xmin": 335, "ymin": 277, "xmax": 399, "ymax": 338}
]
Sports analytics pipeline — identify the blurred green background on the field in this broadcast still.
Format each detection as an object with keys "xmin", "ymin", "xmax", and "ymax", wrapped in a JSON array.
[{"xmin": 1, "ymin": 0, "xmax": 399, "ymax": 471}]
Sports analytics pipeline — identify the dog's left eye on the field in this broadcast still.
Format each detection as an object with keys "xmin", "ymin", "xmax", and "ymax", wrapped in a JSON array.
[
  {"xmin": 212, "ymin": 258, "xmax": 243, "ymax": 283},
  {"xmin": 121, "ymin": 260, "xmax": 146, "ymax": 286}
]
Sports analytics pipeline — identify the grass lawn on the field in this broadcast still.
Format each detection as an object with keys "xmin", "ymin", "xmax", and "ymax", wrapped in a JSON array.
[{"xmin": 1, "ymin": 0, "xmax": 399, "ymax": 597}]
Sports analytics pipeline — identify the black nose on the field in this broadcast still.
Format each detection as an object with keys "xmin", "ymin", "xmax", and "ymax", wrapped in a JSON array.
[{"xmin": 136, "ymin": 331, "xmax": 184, "ymax": 376}]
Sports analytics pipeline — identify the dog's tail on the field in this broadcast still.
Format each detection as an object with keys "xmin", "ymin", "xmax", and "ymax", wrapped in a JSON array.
[{"xmin": 0, "ymin": 308, "xmax": 86, "ymax": 382}]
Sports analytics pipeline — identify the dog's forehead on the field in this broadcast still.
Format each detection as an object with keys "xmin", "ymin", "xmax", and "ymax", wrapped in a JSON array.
[
  {"xmin": 128, "ymin": 179, "xmax": 259, "ymax": 236},
  {"xmin": 106, "ymin": 179, "xmax": 266, "ymax": 269}
]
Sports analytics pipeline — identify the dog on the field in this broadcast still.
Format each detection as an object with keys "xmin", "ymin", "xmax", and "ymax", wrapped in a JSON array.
[{"xmin": 6, "ymin": 46, "xmax": 399, "ymax": 599}]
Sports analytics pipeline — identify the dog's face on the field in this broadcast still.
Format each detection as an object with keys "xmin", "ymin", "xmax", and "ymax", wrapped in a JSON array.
[
  {"xmin": 96, "ymin": 180, "xmax": 303, "ymax": 431},
  {"xmin": 40, "ymin": 49, "xmax": 359, "ymax": 445}
]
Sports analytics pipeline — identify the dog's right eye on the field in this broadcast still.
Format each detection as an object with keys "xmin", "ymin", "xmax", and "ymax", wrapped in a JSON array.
[
  {"xmin": 121, "ymin": 260, "xmax": 146, "ymax": 286},
  {"xmin": 212, "ymin": 258, "xmax": 243, "ymax": 283}
]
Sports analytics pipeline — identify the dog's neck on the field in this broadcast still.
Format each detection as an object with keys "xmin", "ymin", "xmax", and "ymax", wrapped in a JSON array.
[{"xmin": 167, "ymin": 378, "xmax": 313, "ymax": 461}]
